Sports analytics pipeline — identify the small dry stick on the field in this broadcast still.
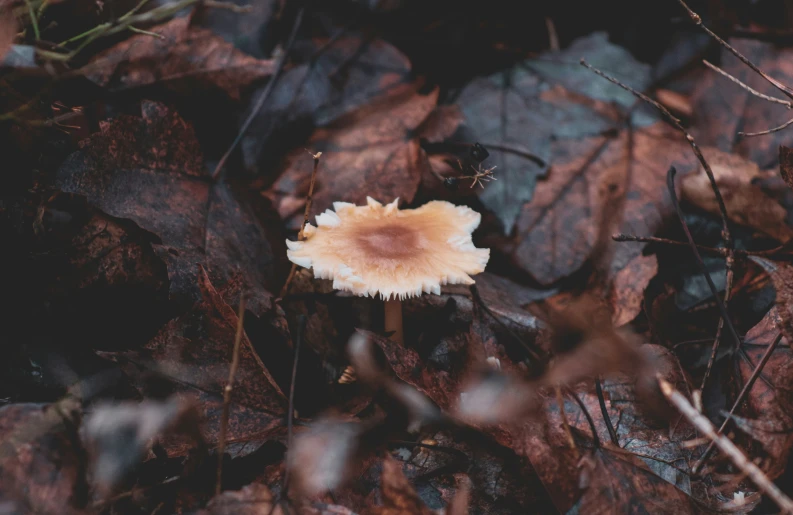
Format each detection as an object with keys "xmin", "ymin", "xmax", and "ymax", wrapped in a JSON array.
[
  {"xmin": 658, "ymin": 376, "xmax": 793, "ymax": 513},
  {"xmin": 702, "ymin": 61, "xmax": 792, "ymax": 108},
  {"xmin": 555, "ymin": 385, "xmax": 579, "ymax": 458},
  {"xmin": 595, "ymin": 376, "xmax": 619, "ymax": 445},
  {"xmin": 281, "ymin": 314, "xmax": 306, "ymax": 496},
  {"xmin": 216, "ymin": 295, "xmax": 247, "ymax": 495},
  {"xmin": 279, "ymin": 152, "xmax": 322, "ymax": 299},
  {"xmin": 693, "ymin": 332, "xmax": 784, "ymax": 474}
]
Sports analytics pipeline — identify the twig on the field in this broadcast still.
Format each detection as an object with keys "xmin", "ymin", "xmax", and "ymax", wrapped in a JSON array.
[
  {"xmin": 128, "ymin": 26, "xmax": 165, "ymax": 39},
  {"xmin": 279, "ymin": 152, "xmax": 322, "ymax": 298},
  {"xmin": 216, "ymin": 296, "xmax": 247, "ymax": 495},
  {"xmin": 666, "ymin": 167, "xmax": 743, "ymax": 355},
  {"xmin": 595, "ymin": 377, "xmax": 619, "ymax": 446},
  {"xmin": 740, "ymin": 116, "xmax": 793, "ymax": 137},
  {"xmin": 657, "ymin": 376, "xmax": 793, "ymax": 513},
  {"xmin": 569, "ymin": 390, "xmax": 600, "ymax": 448},
  {"xmin": 555, "ymin": 386, "xmax": 579, "ymax": 458},
  {"xmin": 212, "ymin": 7, "xmax": 305, "ymax": 179},
  {"xmin": 613, "ymin": 234, "xmax": 789, "ymax": 259},
  {"xmin": 675, "ymin": 0, "xmax": 793, "ymax": 101},
  {"xmin": 281, "ymin": 314, "xmax": 306, "ymax": 494},
  {"xmin": 24, "ymin": 0, "xmax": 40, "ymax": 40},
  {"xmin": 702, "ymin": 60, "xmax": 792, "ymax": 107},
  {"xmin": 693, "ymin": 332, "xmax": 784, "ymax": 474}
]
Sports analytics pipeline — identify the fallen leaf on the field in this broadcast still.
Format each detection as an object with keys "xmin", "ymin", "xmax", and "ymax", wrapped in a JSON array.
[
  {"xmin": 0, "ymin": 400, "xmax": 87, "ymax": 514},
  {"xmin": 243, "ymin": 35, "xmax": 413, "ymax": 172},
  {"xmin": 81, "ymin": 16, "xmax": 274, "ymax": 100},
  {"xmin": 104, "ymin": 267, "xmax": 287, "ymax": 456},
  {"xmin": 0, "ymin": 9, "xmax": 15, "ymax": 63},
  {"xmin": 685, "ymin": 38, "xmax": 793, "ymax": 167},
  {"xmin": 573, "ymin": 445, "xmax": 698, "ymax": 514},
  {"xmin": 266, "ymin": 83, "xmax": 456, "ymax": 230},
  {"xmin": 193, "ymin": 0, "xmax": 278, "ymax": 59},
  {"xmin": 681, "ymin": 147, "xmax": 793, "ymax": 242},
  {"xmin": 610, "ymin": 253, "xmax": 657, "ymax": 327},
  {"xmin": 511, "ymin": 123, "xmax": 698, "ymax": 285},
  {"xmin": 454, "ymin": 32, "xmax": 651, "ymax": 234},
  {"xmin": 56, "ymin": 100, "xmax": 282, "ymax": 314},
  {"xmin": 201, "ymin": 483, "xmax": 284, "ymax": 515},
  {"xmin": 779, "ymin": 145, "xmax": 793, "ymax": 191}
]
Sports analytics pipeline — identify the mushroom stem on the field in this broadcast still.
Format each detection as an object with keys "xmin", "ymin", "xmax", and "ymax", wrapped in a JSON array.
[{"xmin": 384, "ymin": 299, "xmax": 404, "ymax": 344}]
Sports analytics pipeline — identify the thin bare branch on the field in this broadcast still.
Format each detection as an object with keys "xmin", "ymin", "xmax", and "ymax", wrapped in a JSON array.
[
  {"xmin": 216, "ymin": 296, "xmax": 247, "ymax": 495},
  {"xmin": 703, "ymin": 60, "xmax": 792, "ymax": 107},
  {"xmin": 279, "ymin": 152, "xmax": 322, "ymax": 299},
  {"xmin": 739, "ymin": 116, "xmax": 793, "ymax": 137},
  {"xmin": 658, "ymin": 376, "xmax": 793, "ymax": 513}
]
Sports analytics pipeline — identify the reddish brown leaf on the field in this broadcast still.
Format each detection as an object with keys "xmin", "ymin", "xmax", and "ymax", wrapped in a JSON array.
[
  {"xmin": 779, "ymin": 145, "xmax": 793, "ymax": 191},
  {"xmin": 737, "ymin": 307, "xmax": 793, "ymax": 479},
  {"xmin": 56, "ymin": 101, "xmax": 281, "ymax": 314},
  {"xmin": 511, "ymin": 123, "xmax": 698, "ymax": 285},
  {"xmin": 682, "ymin": 147, "xmax": 793, "ymax": 242},
  {"xmin": 0, "ymin": 9, "xmax": 15, "ymax": 63},
  {"xmin": 610, "ymin": 253, "xmax": 657, "ymax": 327},
  {"xmin": 243, "ymin": 36, "xmax": 413, "ymax": 172},
  {"xmin": 81, "ymin": 16, "xmax": 274, "ymax": 100},
  {"xmin": 104, "ymin": 267, "xmax": 287, "ymax": 456},
  {"xmin": 0, "ymin": 400, "xmax": 87, "ymax": 514},
  {"xmin": 266, "ymin": 83, "xmax": 452, "ymax": 230}
]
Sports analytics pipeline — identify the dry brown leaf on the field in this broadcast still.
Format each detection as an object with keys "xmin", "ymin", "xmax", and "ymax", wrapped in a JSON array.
[
  {"xmin": 266, "ymin": 83, "xmax": 458, "ymax": 230},
  {"xmin": 682, "ymin": 147, "xmax": 793, "ymax": 242},
  {"xmin": 81, "ymin": 16, "xmax": 274, "ymax": 100}
]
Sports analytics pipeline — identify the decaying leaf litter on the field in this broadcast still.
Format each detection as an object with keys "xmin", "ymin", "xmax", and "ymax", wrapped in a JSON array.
[{"xmin": 7, "ymin": 0, "xmax": 793, "ymax": 513}]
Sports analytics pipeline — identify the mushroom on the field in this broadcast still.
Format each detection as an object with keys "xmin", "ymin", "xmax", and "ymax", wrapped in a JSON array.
[{"xmin": 285, "ymin": 197, "xmax": 490, "ymax": 343}]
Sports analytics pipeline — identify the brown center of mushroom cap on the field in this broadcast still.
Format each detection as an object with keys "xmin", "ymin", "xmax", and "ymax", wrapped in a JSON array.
[{"xmin": 354, "ymin": 222, "xmax": 421, "ymax": 259}]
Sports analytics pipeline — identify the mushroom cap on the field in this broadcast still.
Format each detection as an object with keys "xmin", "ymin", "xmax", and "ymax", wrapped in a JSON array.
[{"xmin": 286, "ymin": 197, "xmax": 490, "ymax": 301}]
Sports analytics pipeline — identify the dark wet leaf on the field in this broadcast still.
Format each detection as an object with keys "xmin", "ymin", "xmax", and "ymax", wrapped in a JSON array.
[
  {"xmin": 266, "ymin": 83, "xmax": 457, "ymax": 230},
  {"xmin": 103, "ymin": 267, "xmax": 287, "ymax": 456},
  {"xmin": 193, "ymin": 0, "xmax": 278, "ymax": 59},
  {"xmin": 454, "ymin": 32, "xmax": 651, "ymax": 234},
  {"xmin": 81, "ymin": 16, "xmax": 274, "ymax": 100},
  {"xmin": 779, "ymin": 145, "xmax": 793, "ymax": 191},
  {"xmin": 573, "ymin": 445, "xmax": 697, "ymax": 514},
  {"xmin": 0, "ymin": 400, "xmax": 87, "ymax": 514},
  {"xmin": 56, "ymin": 100, "xmax": 281, "ymax": 313},
  {"xmin": 82, "ymin": 396, "xmax": 203, "ymax": 496}
]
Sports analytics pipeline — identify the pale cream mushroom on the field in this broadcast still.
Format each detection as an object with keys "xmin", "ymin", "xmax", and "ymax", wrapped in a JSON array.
[{"xmin": 285, "ymin": 197, "xmax": 490, "ymax": 344}]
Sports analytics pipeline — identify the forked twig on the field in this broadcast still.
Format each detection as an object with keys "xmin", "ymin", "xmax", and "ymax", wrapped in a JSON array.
[
  {"xmin": 693, "ymin": 332, "xmax": 784, "ymax": 474},
  {"xmin": 280, "ymin": 152, "xmax": 322, "ymax": 299},
  {"xmin": 216, "ymin": 296, "xmax": 247, "ymax": 495},
  {"xmin": 658, "ymin": 376, "xmax": 793, "ymax": 513}
]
